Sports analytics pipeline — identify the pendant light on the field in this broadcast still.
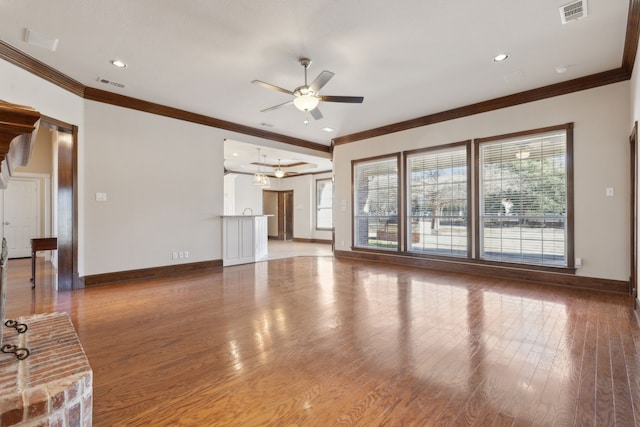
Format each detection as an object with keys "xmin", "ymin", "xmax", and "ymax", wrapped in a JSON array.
[
  {"xmin": 253, "ymin": 148, "xmax": 270, "ymax": 187},
  {"xmin": 274, "ymin": 159, "xmax": 285, "ymax": 178}
]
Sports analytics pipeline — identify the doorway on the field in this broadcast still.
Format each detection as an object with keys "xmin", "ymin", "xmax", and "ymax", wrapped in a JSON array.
[
  {"xmin": 3, "ymin": 177, "xmax": 40, "ymax": 258},
  {"xmin": 263, "ymin": 190, "xmax": 294, "ymax": 240}
]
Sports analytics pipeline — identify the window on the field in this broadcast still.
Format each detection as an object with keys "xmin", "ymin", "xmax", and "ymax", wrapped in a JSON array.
[
  {"xmin": 353, "ymin": 155, "xmax": 400, "ymax": 250},
  {"xmin": 477, "ymin": 125, "xmax": 573, "ymax": 267},
  {"xmin": 316, "ymin": 178, "xmax": 333, "ymax": 230},
  {"xmin": 406, "ymin": 142, "xmax": 470, "ymax": 257},
  {"xmin": 349, "ymin": 124, "xmax": 573, "ymax": 270}
]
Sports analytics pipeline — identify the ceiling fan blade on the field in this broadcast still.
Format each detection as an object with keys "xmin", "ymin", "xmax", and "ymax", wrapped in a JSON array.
[
  {"xmin": 320, "ymin": 95, "xmax": 364, "ymax": 103},
  {"xmin": 261, "ymin": 100, "xmax": 293, "ymax": 112},
  {"xmin": 310, "ymin": 108, "xmax": 323, "ymax": 120},
  {"xmin": 309, "ymin": 71, "xmax": 335, "ymax": 93},
  {"xmin": 252, "ymin": 80, "xmax": 294, "ymax": 95}
]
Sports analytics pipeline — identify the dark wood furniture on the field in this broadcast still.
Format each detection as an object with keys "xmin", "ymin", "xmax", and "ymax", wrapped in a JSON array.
[{"xmin": 30, "ymin": 237, "xmax": 57, "ymax": 288}]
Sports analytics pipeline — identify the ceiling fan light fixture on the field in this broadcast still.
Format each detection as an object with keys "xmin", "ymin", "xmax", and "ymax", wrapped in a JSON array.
[{"xmin": 293, "ymin": 94, "xmax": 320, "ymax": 112}]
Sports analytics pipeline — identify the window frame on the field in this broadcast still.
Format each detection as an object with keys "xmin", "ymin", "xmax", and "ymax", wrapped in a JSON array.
[
  {"xmin": 351, "ymin": 153, "xmax": 402, "ymax": 252},
  {"xmin": 348, "ymin": 123, "xmax": 574, "ymax": 273},
  {"xmin": 473, "ymin": 123, "xmax": 574, "ymax": 270},
  {"xmin": 315, "ymin": 177, "xmax": 334, "ymax": 231},
  {"xmin": 403, "ymin": 140, "xmax": 472, "ymax": 259}
]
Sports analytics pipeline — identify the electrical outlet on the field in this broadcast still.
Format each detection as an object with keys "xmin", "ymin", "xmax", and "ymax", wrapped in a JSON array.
[
  {"xmin": 179, "ymin": 251, "xmax": 184, "ymax": 259},
  {"xmin": 172, "ymin": 252, "xmax": 178, "ymax": 260},
  {"xmin": 184, "ymin": 251, "xmax": 189, "ymax": 259}
]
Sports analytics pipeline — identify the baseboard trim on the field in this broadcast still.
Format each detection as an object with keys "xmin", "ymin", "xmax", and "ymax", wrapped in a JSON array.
[
  {"xmin": 83, "ymin": 260, "xmax": 223, "ymax": 286},
  {"xmin": 293, "ymin": 238, "xmax": 332, "ymax": 244},
  {"xmin": 334, "ymin": 250, "xmax": 629, "ymax": 294}
]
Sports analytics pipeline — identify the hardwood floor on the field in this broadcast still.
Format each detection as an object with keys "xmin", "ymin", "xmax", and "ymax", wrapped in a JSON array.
[{"xmin": 4, "ymin": 256, "xmax": 640, "ymax": 426}]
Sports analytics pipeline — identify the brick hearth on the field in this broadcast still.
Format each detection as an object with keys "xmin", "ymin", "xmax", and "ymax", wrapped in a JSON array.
[{"xmin": 0, "ymin": 313, "xmax": 92, "ymax": 427}]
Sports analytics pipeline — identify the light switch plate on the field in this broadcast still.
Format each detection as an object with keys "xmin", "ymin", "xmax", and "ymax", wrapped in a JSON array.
[{"xmin": 95, "ymin": 192, "xmax": 107, "ymax": 202}]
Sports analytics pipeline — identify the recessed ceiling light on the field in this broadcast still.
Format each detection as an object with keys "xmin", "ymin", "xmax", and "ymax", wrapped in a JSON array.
[
  {"xmin": 322, "ymin": 127, "xmax": 335, "ymax": 132},
  {"xmin": 110, "ymin": 59, "xmax": 127, "ymax": 68},
  {"xmin": 493, "ymin": 53, "xmax": 509, "ymax": 62},
  {"xmin": 232, "ymin": 152, "xmax": 239, "ymax": 157},
  {"xmin": 555, "ymin": 65, "xmax": 569, "ymax": 74}
]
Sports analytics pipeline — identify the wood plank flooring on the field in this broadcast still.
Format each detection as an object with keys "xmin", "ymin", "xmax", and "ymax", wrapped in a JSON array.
[{"xmin": 4, "ymin": 255, "xmax": 640, "ymax": 426}]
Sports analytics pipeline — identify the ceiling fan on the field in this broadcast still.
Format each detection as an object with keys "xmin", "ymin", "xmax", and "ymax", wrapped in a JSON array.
[{"xmin": 252, "ymin": 58, "xmax": 364, "ymax": 122}]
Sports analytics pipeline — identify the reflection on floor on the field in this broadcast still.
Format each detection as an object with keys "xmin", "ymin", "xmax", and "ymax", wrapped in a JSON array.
[{"xmin": 265, "ymin": 240, "xmax": 333, "ymax": 261}]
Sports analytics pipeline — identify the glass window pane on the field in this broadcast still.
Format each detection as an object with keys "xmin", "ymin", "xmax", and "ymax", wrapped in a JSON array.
[
  {"xmin": 479, "ymin": 129, "xmax": 568, "ymax": 267},
  {"xmin": 406, "ymin": 145, "xmax": 468, "ymax": 257},
  {"xmin": 316, "ymin": 179, "xmax": 333, "ymax": 230},
  {"xmin": 353, "ymin": 157, "xmax": 399, "ymax": 250}
]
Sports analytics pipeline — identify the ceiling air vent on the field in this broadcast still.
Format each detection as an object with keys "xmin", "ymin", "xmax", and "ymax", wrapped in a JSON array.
[
  {"xmin": 96, "ymin": 77, "xmax": 125, "ymax": 89},
  {"xmin": 560, "ymin": 0, "xmax": 587, "ymax": 24}
]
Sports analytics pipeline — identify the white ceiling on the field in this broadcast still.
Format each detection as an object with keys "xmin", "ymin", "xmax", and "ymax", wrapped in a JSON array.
[{"xmin": 0, "ymin": 0, "xmax": 630, "ymax": 171}]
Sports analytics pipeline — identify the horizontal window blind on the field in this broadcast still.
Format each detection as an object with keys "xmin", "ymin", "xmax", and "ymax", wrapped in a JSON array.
[
  {"xmin": 316, "ymin": 179, "xmax": 333, "ymax": 230},
  {"xmin": 479, "ymin": 130, "xmax": 568, "ymax": 266},
  {"xmin": 353, "ymin": 156, "xmax": 399, "ymax": 250},
  {"xmin": 407, "ymin": 145, "xmax": 468, "ymax": 257}
]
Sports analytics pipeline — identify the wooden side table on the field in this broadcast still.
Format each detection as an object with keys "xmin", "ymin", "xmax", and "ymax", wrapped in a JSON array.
[{"xmin": 30, "ymin": 237, "xmax": 57, "ymax": 288}]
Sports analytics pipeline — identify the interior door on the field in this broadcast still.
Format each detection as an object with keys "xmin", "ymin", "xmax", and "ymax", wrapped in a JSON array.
[
  {"xmin": 284, "ymin": 191, "xmax": 293, "ymax": 240},
  {"xmin": 3, "ymin": 178, "xmax": 39, "ymax": 258}
]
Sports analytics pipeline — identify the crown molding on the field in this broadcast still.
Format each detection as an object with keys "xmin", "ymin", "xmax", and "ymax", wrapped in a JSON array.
[
  {"xmin": 0, "ymin": 40, "xmax": 329, "ymax": 154},
  {"xmin": 333, "ymin": 68, "xmax": 630, "ymax": 146},
  {"xmin": 2, "ymin": 0, "xmax": 639, "ymax": 151},
  {"xmin": 83, "ymin": 87, "xmax": 330, "ymax": 153},
  {"xmin": 335, "ymin": 0, "xmax": 640, "ymax": 146},
  {"xmin": 0, "ymin": 40, "xmax": 85, "ymax": 97},
  {"xmin": 624, "ymin": 0, "xmax": 640, "ymax": 72}
]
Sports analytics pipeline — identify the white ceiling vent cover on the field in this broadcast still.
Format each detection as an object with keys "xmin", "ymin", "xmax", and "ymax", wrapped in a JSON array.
[
  {"xmin": 24, "ymin": 28, "xmax": 59, "ymax": 51},
  {"xmin": 560, "ymin": 0, "xmax": 587, "ymax": 24},
  {"xmin": 96, "ymin": 77, "xmax": 125, "ymax": 89}
]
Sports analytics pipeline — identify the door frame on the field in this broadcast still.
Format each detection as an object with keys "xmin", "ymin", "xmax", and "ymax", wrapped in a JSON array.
[
  {"xmin": 263, "ymin": 190, "xmax": 294, "ymax": 241},
  {"xmin": 631, "ymin": 121, "xmax": 638, "ymax": 308},
  {"xmin": 279, "ymin": 190, "xmax": 294, "ymax": 240},
  {"xmin": 41, "ymin": 116, "xmax": 79, "ymax": 290}
]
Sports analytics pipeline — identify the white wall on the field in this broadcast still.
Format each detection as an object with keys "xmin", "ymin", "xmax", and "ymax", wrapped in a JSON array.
[
  {"xmin": 0, "ymin": 58, "xmax": 86, "ymax": 273},
  {"xmin": 83, "ymin": 100, "xmax": 225, "ymax": 275},
  {"xmin": 631, "ymin": 43, "xmax": 640, "ymax": 305},
  {"xmin": 334, "ymin": 82, "xmax": 631, "ymax": 281},
  {"xmin": 224, "ymin": 173, "xmax": 264, "ymax": 215}
]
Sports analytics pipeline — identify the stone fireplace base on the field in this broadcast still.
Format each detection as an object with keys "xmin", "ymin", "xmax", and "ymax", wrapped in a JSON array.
[{"xmin": 0, "ymin": 312, "xmax": 93, "ymax": 426}]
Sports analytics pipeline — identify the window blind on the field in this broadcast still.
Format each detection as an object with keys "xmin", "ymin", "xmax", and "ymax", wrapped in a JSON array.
[
  {"xmin": 407, "ymin": 145, "xmax": 469, "ymax": 257},
  {"xmin": 479, "ymin": 130, "xmax": 568, "ymax": 266},
  {"xmin": 353, "ymin": 156, "xmax": 399, "ymax": 250}
]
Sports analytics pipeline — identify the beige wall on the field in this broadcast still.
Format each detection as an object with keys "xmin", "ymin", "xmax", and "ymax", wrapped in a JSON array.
[
  {"xmin": 263, "ymin": 191, "xmax": 278, "ymax": 237},
  {"xmin": 12, "ymin": 126, "xmax": 54, "ymax": 237},
  {"xmin": 631, "ymin": 42, "xmax": 640, "ymax": 304},
  {"xmin": 334, "ymin": 81, "xmax": 631, "ymax": 282}
]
